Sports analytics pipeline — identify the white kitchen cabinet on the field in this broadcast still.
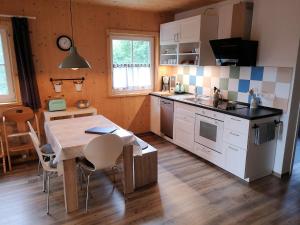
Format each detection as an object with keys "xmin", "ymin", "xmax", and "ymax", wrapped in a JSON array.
[
  {"xmin": 150, "ymin": 95, "xmax": 281, "ymax": 182},
  {"xmin": 178, "ymin": 16, "xmax": 200, "ymax": 43},
  {"xmin": 150, "ymin": 96, "xmax": 161, "ymax": 135},
  {"xmin": 173, "ymin": 102, "xmax": 196, "ymax": 151},
  {"xmin": 160, "ymin": 15, "xmax": 218, "ymax": 66},
  {"xmin": 224, "ymin": 142, "xmax": 246, "ymax": 179},
  {"xmin": 160, "ymin": 21, "xmax": 180, "ymax": 45}
]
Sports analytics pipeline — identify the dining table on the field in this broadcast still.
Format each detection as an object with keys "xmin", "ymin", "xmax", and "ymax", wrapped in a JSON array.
[{"xmin": 44, "ymin": 115, "xmax": 141, "ymax": 213}]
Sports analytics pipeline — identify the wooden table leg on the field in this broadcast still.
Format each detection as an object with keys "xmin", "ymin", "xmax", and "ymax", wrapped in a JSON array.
[
  {"xmin": 63, "ymin": 158, "xmax": 78, "ymax": 213},
  {"xmin": 122, "ymin": 145, "xmax": 134, "ymax": 195}
]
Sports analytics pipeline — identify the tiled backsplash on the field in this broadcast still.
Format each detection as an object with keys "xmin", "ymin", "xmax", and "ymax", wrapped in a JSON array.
[{"xmin": 175, "ymin": 66, "xmax": 293, "ymax": 111}]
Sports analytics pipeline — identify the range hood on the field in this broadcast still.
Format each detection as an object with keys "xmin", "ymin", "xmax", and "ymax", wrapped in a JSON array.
[
  {"xmin": 209, "ymin": 38, "xmax": 258, "ymax": 66},
  {"xmin": 209, "ymin": 2, "xmax": 258, "ymax": 66}
]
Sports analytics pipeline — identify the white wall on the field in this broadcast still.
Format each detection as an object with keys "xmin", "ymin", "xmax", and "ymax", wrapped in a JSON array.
[
  {"xmin": 251, "ymin": 0, "xmax": 300, "ymax": 67},
  {"xmin": 175, "ymin": 0, "xmax": 300, "ymax": 174}
]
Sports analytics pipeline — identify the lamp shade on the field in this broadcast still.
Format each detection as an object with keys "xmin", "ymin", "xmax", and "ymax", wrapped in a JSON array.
[{"xmin": 59, "ymin": 46, "xmax": 91, "ymax": 70}]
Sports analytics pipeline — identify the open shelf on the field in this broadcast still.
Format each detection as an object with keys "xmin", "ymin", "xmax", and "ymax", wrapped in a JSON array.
[{"xmin": 178, "ymin": 53, "xmax": 199, "ymax": 55}]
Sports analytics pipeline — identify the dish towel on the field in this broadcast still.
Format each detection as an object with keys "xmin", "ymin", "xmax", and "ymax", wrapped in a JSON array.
[{"xmin": 254, "ymin": 122, "xmax": 276, "ymax": 145}]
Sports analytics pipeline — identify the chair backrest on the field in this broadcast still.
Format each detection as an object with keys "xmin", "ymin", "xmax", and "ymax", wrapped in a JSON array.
[
  {"xmin": 3, "ymin": 106, "xmax": 35, "ymax": 133},
  {"xmin": 83, "ymin": 134, "xmax": 124, "ymax": 171},
  {"xmin": 27, "ymin": 122, "xmax": 47, "ymax": 169},
  {"xmin": 27, "ymin": 121, "xmax": 41, "ymax": 147}
]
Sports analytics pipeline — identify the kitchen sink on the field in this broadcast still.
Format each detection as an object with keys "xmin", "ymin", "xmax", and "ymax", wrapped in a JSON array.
[{"xmin": 184, "ymin": 96, "xmax": 211, "ymax": 103}]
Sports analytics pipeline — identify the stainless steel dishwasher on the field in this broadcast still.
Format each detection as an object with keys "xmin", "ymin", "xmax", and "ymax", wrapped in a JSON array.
[{"xmin": 160, "ymin": 98, "xmax": 174, "ymax": 139}]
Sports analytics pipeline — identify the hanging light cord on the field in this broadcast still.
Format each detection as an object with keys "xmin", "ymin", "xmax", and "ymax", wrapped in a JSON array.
[{"xmin": 69, "ymin": 0, "xmax": 75, "ymax": 45}]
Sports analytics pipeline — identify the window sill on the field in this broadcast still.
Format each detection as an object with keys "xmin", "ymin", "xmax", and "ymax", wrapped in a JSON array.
[
  {"xmin": 109, "ymin": 90, "xmax": 152, "ymax": 97},
  {"xmin": 0, "ymin": 101, "xmax": 22, "ymax": 108}
]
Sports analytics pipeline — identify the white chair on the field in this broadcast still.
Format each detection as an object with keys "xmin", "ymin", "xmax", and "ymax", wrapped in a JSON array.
[
  {"xmin": 27, "ymin": 121, "xmax": 57, "ymax": 215},
  {"xmin": 77, "ymin": 134, "xmax": 124, "ymax": 212},
  {"xmin": 27, "ymin": 121, "xmax": 55, "ymax": 177}
]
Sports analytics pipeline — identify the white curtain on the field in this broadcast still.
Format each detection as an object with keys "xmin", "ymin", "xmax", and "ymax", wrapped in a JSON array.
[{"xmin": 113, "ymin": 64, "xmax": 152, "ymax": 91}]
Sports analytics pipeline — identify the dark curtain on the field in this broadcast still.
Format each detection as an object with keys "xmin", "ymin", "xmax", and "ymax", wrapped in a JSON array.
[{"xmin": 12, "ymin": 17, "xmax": 41, "ymax": 111}]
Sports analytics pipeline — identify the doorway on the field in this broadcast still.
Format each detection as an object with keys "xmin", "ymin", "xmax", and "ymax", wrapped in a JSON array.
[{"xmin": 293, "ymin": 120, "xmax": 300, "ymax": 168}]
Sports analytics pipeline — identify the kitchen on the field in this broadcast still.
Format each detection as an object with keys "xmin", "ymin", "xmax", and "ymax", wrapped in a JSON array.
[{"xmin": 0, "ymin": 0, "xmax": 300, "ymax": 224}]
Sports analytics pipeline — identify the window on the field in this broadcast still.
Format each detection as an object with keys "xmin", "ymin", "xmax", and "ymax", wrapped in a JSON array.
[
  {"xmin": 0, "ymin": 28, "xmax": 16, "ymax": 103},
  {"xmin": 109, "ymin": 34, "xmax": 154, "ymax": 95}
]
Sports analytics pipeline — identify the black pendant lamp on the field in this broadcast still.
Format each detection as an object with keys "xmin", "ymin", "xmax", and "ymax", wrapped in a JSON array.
[{"xmin": 59, "ymin": 0, "xmax": 91, "ymax": 70}]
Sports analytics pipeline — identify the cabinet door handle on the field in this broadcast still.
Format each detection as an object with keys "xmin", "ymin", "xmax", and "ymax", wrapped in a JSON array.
[
  {"xmin": 230, "ymin": 132, "xmax": 240, "ymax": 137},
  {"xmin": 228, "ymin": 145, "xmax": 239, "ymax": 151},
  {"xmin": 174, "ymin": 34, "xmax": 176, "ymax": 41},
  {"xmin": 230, "ymin": 117, "xmax": 241, "ymax": 122}
]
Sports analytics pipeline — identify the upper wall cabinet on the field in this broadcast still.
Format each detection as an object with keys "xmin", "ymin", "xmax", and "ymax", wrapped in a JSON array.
[
  {"xmin": 160, "ymin": 21, "xmax": 180, "ymax": 44},
  {"xmin": 179, "ymin": 16, "xmax": 201, "ymax": 43},
  {"xmin": 160, "ymin": 15, "xmax": 218, "ymax": 66},
  {"xmin": 160, "ymin": 16, "xmax": 200, "ymax": 45}
]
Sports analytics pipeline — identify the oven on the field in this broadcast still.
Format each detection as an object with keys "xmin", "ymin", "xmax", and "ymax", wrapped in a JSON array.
[{"xmin": 194, "ymin": 113, "xmax": 224, "ymax": 153}]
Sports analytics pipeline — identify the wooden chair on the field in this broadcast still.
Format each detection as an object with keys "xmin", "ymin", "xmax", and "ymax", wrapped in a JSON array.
[
  {"xmin": 2, "ymin": 106, "xmax": 40, "ymax": 171},
  {"xmin": 0, "ymin": 132, "xmax": 6, "ymax": 174}
]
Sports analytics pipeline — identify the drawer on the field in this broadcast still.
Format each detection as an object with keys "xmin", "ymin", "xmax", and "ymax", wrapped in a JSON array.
[
  {"xmin": 196, "ymin": 107, "xmax": 225, "ymax": 121},
  {"xmin": 174, "ymin": 102, "xmax": 197, "ymax": 118},
  {"xmin": 224, "ymin": 142, "xmax": 246, "ymax": 179},
  {"xmin": 224, "ymin": 115, "xmax": 249, "ymax": 134},
  {"xmin": 193, "ymin": 143, "xmax": 210, "ymax": 161},
  {"xmin": 174, "ymin": 116, "xmax": 194, "ymax": 132},
  {"xmin": 193, "ymin": 143, "xmax": 225, "ymax": 168},
  {"xmin": 223, "ymin": 128, "xmax": 248, "ymax": 149},
  {"xmin": 174, "ymin": 113, "xmax": 195, "ymax": 124}
]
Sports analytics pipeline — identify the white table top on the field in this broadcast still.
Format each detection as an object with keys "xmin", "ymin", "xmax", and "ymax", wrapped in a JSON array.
[{"xmin": 44, "ymin": 115, "xmax": 140, "ymax": 173}]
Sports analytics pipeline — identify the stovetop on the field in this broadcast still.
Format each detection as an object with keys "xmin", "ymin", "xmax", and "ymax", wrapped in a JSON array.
[{"xmin": 184, "ymin": 98, "xmax": 248, "ymax": 111}]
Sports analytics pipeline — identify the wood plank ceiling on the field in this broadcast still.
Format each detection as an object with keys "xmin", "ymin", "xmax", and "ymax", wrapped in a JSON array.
[{"xmin": 70, "ymin": 0, "xmax": 226, "ymax": 12}]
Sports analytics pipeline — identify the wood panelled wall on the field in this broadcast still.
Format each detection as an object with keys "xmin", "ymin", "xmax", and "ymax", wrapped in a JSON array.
[{"xmin": 0, "ymin": 0, "xmax": 172, "ymax": 133}]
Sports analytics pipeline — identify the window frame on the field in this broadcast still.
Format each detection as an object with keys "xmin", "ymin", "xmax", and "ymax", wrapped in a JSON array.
[
  {"xmin": 107, "ymin": 30, "xmax": 158, "ymax": 97},
  {"xmin": 0, "ymin": 21, "xmax": 20, "ymax": 105}
]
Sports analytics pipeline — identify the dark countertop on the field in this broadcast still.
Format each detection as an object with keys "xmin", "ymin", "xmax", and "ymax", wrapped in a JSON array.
[{"xmin": 150, "ymin": 92, "xmax": 283, "ymax": 120}]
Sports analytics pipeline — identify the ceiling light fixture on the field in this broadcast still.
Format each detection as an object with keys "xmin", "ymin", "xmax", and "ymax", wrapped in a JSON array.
[{"xmin": 59, "ymin": 0, "xmax": 91, "ymax": 70}]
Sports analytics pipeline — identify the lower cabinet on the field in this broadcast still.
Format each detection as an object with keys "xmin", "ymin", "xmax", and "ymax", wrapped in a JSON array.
[
  {"xmin": 173, "ymin": 115, "xmax": 195, "ymax": 151},
  {"xmin": 173, "ymin": 102, "xmax": 196, "ymax": 151},
  {"xmin": 193, "ymin": 143, "xmax": 225, "ymax": 169},
  {"xmin": 150, "ymin": 96, "xmax": 161, "ymax": 135},
  {"xmin": 224, "ymin": 142, "xmax": 246, "ymax": 179}
]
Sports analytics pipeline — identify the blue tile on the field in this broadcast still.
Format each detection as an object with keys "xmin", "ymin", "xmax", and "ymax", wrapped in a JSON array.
[
  {"xmin": 189, "ymin": 76, "xmax": 196, "ymax": 85},
  {"xmin": 196, "ymin": 66, "xmax": 204, "ymax": 76},
  {"xmin": 251, "ymin": 67, "xmax": 264, "ymax": 81},
  {"xmin": 195, "ymin": 86, "xmax": 203, "ymax": 95},
  {"xmin": 238, "ymin": 79, "xmax": 250, "ymax": 93}
]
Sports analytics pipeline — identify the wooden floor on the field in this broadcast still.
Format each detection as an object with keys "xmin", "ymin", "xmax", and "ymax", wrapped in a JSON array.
[{"xmin": 1, "ymin": 133, "xmax": 300, "ymax": 225}]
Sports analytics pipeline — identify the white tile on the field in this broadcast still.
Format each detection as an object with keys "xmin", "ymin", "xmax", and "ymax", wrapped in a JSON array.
[
  {"xmin": 237, "ymin": 92, "xmax": 249, "ymax": 103},
  {"xmin": 189, "ymin": 66, "xmax": 197, "ymax": 76},
  {"xmin": 203, "ymin": 66, "xmax": 212, "ymax": 77},
  {"xmin": 211, "ymin": 66, "xmax": 220, "ymax": 77},
  {"xmin": 275, "ymin": 83, "xmax": 291, "ymax": 99},
  {"xmin": 239, "ymin": 67, "xmax": 251, "ymax": 80},
  {"xmin": 228, "ymin": 79, "xmax": 239, "ymax": 91},
  {"xmin": 220, "ymin": 66, "xmax": 230, "ymax": 78},
  {"xmin": 196, "ymin": 76, "xmax": 203, "ymax": 86},
  {"xmin": 189, "ymin": 85, "xmax": 195, "ymax": 94},
  {"xmin": 263, "ymin": 67, "xmax": 277, "ymax": 82},
  {"xmin": 221, "ymin": 90, "xmax": 228, "ymax": 99},
  {"xmin": 260, "ymin": 94, "xmax": 275, "ymax": 107},
  {"xmin": 211, "ymin": 77, "xmax": 219, "ymax": 89},
  {"xmin": 177, "ymin": 66, "xmax": 184, "ymax": 75},
  {"xmin": 183, "ymin": 75, "xmax": 190, "ymax": 85},
  {"xmin": 250, "ymin": 80, "xmax": 262, "ymax": 93},
  {"xmin": 203, "ymin": 87, "xmax": 212, "ymax": 96}
]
